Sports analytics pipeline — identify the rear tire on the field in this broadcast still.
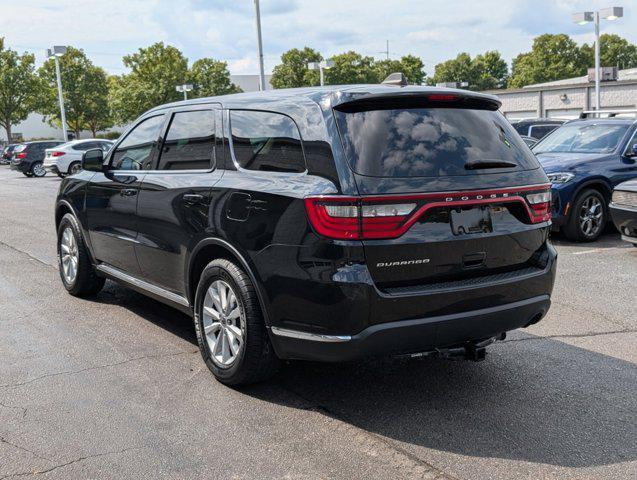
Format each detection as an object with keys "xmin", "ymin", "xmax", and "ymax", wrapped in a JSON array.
[
  {"xmin": 194, "ymin": 259, "xmax": 279, "ymax": 386},
  {"xmin": 563, "ymin": 189, "xmax": 607, "ymax": 242},
  {"xmin": 57, "ymin": 213, "xmax": 105, "ymax": 296},
  {"xmin": 31, "ymin": 162, "xmax": 46, "ymax": 177},
  {"xmin": 68, "ymin": 162, "xmax": 82, "ymax": 175}
]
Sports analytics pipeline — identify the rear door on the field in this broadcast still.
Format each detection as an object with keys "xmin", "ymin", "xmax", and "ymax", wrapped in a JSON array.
[
  {"xmin": 85, "ymin": 114, "xmax": 166, "ymax": 274},
  {"xmin": 134, "ymin": 104, "xmax": 223, "ymax": 295},
  {"xmin": 333, "ymin": 95, "xmax": 551, "ymax": 290}
]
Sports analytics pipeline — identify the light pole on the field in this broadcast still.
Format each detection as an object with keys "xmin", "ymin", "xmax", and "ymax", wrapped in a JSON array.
[
  {"xmin": 47, "ymin": 46, "xmax": 68, "ymax": 141},
  {"xmin": 573, "ymin": 7, "xmax": 623, "ymax": 111},
  {"xmin": 254, "ymin": 0, "xmax": 266, "ymax": 91},
  {"xmin": 175, "ymin": 84, "xmax": 193, "ymax": 100},
  {"xmin": 307, "ymin": 60, "xmax": 335, "ymax": 86}
]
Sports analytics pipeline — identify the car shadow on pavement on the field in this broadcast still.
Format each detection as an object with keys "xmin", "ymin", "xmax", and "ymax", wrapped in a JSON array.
[
  {"xmin": 88, "ymin": 281, "xmax": 636, "ymax": 470},
  {"xmin": 245, "ymin": 334, "xmax": 636, "ymax": 469}
]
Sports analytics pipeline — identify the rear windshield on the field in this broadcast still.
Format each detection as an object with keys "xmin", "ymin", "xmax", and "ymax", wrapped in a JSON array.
[{"xmin": 334, "ymin": 108, "xmax": 538, "ymax": 177}]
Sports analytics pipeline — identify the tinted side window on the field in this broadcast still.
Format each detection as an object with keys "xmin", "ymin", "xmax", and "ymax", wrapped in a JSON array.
[
  {"xmin": 73, "ymin": 142, "xmax": 97, "ymax": 151},
  {"xmin": 111, "ymin": 115, "xmax": 164, "ymax": 170},
  {"xmin": 529, "ymin": 125, "xmax": 557, "ymax": 139},
  {"xmin": 156, "ymin": 110, "xmax": 215, "ymax": 171},
  {"xmin": 230, "ymin": 110, "xmax": 305, "ymax": 173}
]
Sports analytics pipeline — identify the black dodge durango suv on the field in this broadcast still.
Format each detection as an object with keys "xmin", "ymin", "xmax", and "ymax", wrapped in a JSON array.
[{"xmin": 54, "ymin": 83, "xmax": 557, "ymax": 385}]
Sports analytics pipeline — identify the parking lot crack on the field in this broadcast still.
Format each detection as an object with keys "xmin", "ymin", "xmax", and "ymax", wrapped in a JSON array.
[
  {"xmin": 0, "ymin": 436, "xmax": 51, "ymax": 463},
  {"xmin": 0, "ymin": 350, "xmax": 198, "ymax": 390},
  {"xmin": 505, "ymin": 328, "xmax": 637, "ymax": 343},
  {"xmin": 0, "ymin": 446, "xmax": 144, "ymax": 479},
  {"xmin": 0, "ymin": 240, "xmax": 55, "ymax": 269}
]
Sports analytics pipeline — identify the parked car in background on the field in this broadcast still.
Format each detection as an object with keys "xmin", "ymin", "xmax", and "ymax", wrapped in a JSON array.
[
  {"xmin": 54, "ymin": 83, "xmax": 556, "ymax": 386},
  {"xmin": 44, "ymin": 139, "xmax": 114, "ymax": 177},
  {"xmin": 511, "ymin": 118, "xmax": 565, "ymax": 140},
  {"xmin": 10, "ymin": 140, "xmax": 66, "ymax": 177},
  {"xmin": 532, "ymin": 113, "xmax": 637, "ymax": 241},
  {"xmin": 1, "ymin": 144, "xmax": 19, "ymax": 165},
  {"xmin": 609, "ymin": 179, "xmax": 637, "ymax": 246},
  {"xmin": 520, "ymin": 135, "xmax": 539, "ymax": 148}
]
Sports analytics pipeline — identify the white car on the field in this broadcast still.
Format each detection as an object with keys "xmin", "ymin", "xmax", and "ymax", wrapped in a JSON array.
[{"xmin": 44, "ymin": 139, "xmax": 114, "ymax": 177}]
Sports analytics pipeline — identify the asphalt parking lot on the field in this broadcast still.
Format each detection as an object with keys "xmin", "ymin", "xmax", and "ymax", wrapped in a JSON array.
[{"xmin": 0, "ymin": 167, "xmax": 635, "ymax": 480}]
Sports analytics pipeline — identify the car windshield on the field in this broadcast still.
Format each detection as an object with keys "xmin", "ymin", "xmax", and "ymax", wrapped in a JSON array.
[{"xmin": 533, "ymin": 123, "xmax": 629, "ymax": 154}]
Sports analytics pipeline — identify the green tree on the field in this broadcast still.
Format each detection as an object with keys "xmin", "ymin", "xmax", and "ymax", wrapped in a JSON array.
[
  {"xmin": 39, "ymin": 46, "xmax": 110, "ymax": 139},
  {"xmin": 109, "ymin": 42, "xmax": 188, "ymax": 124},
  {"xmin": 509, "ymin": 34, "xmax": 588, "ymax": 88},
  {"xmin": 325, "ymin": 51, "xmax": 376, "ymax": 85},
  {"xmin": 473, "ymin": 50, "xmax": 508, "ymax": 89},
  {"xmin": 271, "ymin": 47, "xmax": 322, "ymax": 88},
  {"xmin": 429, "ymin": 52, "xmax": 475, "ymax": 87},
  {"xmin": 581, "ymin": 34, "xmax": 637, "ymax": 70},
  {"xmin": 0, "ymin": 38, "xmax": 41, "ymax": 142},
  {"xmin": 83, "ymin": 67, "xmax": 112, "ymax": 137},
  {"xmin": 374, "ymin": 54, "xmax": 426, "ymax": 85},
  {"xmin": 189, "ymin": 58, "xmax": 242, "ymax": 97}
]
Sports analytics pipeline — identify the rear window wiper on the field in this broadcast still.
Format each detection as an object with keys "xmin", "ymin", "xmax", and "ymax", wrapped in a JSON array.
[{"xmin": 464, "ymin": 160, "xmax": 517, "ymax": 170}]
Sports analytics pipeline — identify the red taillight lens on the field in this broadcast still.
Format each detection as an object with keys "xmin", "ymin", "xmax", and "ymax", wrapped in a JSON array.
[
  {"xmin": 525, "ymin": 190, "xmax": 551, "ymax": 223},
  {"xmin": 304, "ymin": 197, "xmax": 416, "ymax": 240},
  {"xmin": 427, "ymin": 94, "xmax": 458, "ymax": 102},
  {"xmin": 16, "ymin": 152, "xmax": 27, "ymax": 158},
  {"xmin": 51, "ymin": 151, "xmax": 65, "ymax": 157}
]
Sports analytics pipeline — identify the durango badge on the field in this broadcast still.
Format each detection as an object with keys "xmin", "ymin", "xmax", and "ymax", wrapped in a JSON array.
[{"xmin": 376, "ymin": 259, "xmax": 430, "ymax": 268}]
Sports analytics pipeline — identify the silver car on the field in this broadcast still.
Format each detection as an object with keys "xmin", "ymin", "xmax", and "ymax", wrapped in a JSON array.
[{"xmin": 44, "ymin": 139, "xmax": 114, "ymax": 177}]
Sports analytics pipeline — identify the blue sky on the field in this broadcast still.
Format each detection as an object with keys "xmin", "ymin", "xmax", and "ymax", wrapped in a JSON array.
[{"xmin": 1, "ymin": 0, "xmax": 636, "ymax": 76}]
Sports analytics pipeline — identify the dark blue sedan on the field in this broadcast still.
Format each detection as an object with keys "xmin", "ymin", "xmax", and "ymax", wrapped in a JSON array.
[{"xmin": 533, "ymin": 118, "xmax": 637, "ymax": 241}]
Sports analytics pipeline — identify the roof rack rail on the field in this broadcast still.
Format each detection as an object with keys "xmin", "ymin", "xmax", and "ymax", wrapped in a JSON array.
[
  {"xmin": 580, "ymin": 109, "xmax": 637, "ymax": 118},
  {"xmin": 381, "ymin": 72, "xmax": 408, "ymax": 87}
]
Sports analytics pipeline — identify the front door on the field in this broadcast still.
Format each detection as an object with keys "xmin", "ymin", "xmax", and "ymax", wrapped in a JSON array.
[
  {"xmin": 85, "ymin": 114, "xmax": 166, "ymax": 275},
  {"xmin": 135, "ymin": 106, "xmax": 223, "ymax": 295}
]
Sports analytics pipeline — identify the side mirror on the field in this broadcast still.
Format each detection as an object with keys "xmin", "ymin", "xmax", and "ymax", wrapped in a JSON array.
[{"xmin": 82, "ymin": 148, "xmax": 105, "ymax": 172}]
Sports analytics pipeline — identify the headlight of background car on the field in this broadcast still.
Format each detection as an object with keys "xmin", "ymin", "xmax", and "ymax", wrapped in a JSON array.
[{"xmin": 547, "ymin": 172, "xmax": 575, "ymax": 184}]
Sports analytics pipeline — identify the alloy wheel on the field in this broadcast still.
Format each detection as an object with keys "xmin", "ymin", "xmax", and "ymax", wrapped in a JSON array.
[
  {"xmin": 579, "ymin": 195, "xmax": 603, "ymax": 237},
  {"xmin": 70, "ymin": 163, "xmax": 82, "ymax": 175},
  {"xmin": 60, "ymin": 227, "xmax": 79, "ymax": 284},
  {"xmin": 33, "ymin": 163, "xmax": 45, "ymax": 177},
  {"xmin": 202, "ymin": 280, "xmax": 245, "ymax": 367}
]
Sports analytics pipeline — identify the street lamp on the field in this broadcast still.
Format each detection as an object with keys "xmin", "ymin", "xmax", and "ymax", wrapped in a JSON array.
[
  {"xmin": 253, "ymin": 0, "xmax": 266, "ymax": 91},
  {"xmin": 175, "ymin": 84, "xmax": 193, "ymax": 100},
  {"xmin": 307, "ymin": 60, "xmax": 335, "ymax": 86},
  {"xmin": 46, "ymin": 46, "xmax": 68, "ymax": 141},
  {"xmin": 573, "ymin": 7, "xmax": 624, "ymax": 111}
]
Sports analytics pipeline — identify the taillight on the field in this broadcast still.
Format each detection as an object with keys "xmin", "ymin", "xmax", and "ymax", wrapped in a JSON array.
[
  {"xmin": 304, "ymin": 197, "xmax": 418, "ymax": 240},
  {"xmin": 51, "ymin": 151, "xmax": 65, "ymax": 157},
  {"xmin": 427, "ymin": 94, "xmax": 457, "ymax": 102},
  {"xmin": 525, "ymin": 189, "xmax": 551, "ymax": 223},
  {"xmin": 16, "ymin": 152, "xmax": 27, "ymax": 159},
  {"xmin": 306, "ymin": 185, "xmax": 552, "ymax": 240}
]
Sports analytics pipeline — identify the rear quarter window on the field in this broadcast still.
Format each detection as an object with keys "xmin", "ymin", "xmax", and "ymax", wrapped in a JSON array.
[
  {"xmin": 230, "ymin": 110, "xmax": 306, "ymax": 173},
  {"xmin": 334, "ymin": 107, "xmax": 539, "ymax": 178}
]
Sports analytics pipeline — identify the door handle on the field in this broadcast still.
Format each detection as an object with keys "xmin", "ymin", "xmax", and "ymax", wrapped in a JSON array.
[
  {"xmin": 183, "ymin": 193, "xmax": 204, "ymax": 204},
  {"xmin": 120, "ymin": 188, "xmax": 138, "ymax": 197}
]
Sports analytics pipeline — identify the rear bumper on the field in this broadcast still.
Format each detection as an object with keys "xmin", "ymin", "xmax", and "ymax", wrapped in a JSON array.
[
  {"xmin": 10, "ymin": 161, "xmax": 28, "ymax": 173},
  {"xmin": 44, "ymin": 164, "xmax": 61, "ymax": 174},
  {"xmin": 270, "ymin": 295, "xmax": 550, "ymax": 361},
  {"xmin": 609, "ymin": 202, "xmax": 637, "ymax": 243}
]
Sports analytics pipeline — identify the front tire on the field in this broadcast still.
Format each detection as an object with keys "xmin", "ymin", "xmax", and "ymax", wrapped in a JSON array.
[
  {"xmin": 57, "ymin": 214, "xmax": 105, "ymax": 296},
  {"xmin": 563, "ymin": 189, "xmax": 607, "ymax": 242},
  {"xmin": 194, "ymin": 259, "xmax": 279, "ymax": 386}
]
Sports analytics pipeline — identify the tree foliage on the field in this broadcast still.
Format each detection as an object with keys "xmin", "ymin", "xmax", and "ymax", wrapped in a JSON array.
[
  {"xmin": 508, "ymin": 34, "xmax": 588, "ymax": 88},
  {"xmin": 0, "ymin": 38, "xmax": 42, "ymax": 141},
  {"xmin": 581, "ymin": 33, "xmax": 637, "ymax": 70},
  {"xmin": 374, "ymin": 54, "xmax": 426, "ymax": 85},
  {"xmin": 325, "ymin": 51, "xmax": 377, "ymax": 85},
  {"xmin": 428, "ymin": 51, "xmax": 508, "ymax": 90},
  {"xmin": 271, "ymin": 47, "xmax": 322, "ymax": 88},
  {"xmin": 38, "ymin": 46, "xmax": 111, "ymax": 139},
  {"xmin": 109, "ymin": 42, "xmax": 189, "ymax": 124},
  {"xmin": 189, "ymin": 58, "xmax": 242, "ymax": 97}
]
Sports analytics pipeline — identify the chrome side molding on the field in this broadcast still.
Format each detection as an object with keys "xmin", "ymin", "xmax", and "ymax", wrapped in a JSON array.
[
  {"xmin": 270, "ymin": 326, "xmax": 351, "ymax": 343},
  {"xmin": 96, "ymin": 264, "xmax": 190, "ymax": 307}
]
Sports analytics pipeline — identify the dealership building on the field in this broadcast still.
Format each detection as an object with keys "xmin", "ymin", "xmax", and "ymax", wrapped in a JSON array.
[{"xmin": 485, "ymin": 67, "xmax": 637, "ymax": 120}]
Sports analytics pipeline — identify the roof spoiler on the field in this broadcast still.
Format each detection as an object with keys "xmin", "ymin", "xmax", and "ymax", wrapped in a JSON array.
[
  {"xmin": 334, "ymin": 91, "xmax": 501, "ymax": 113},
  {"xmin": 381, "ymin": 72, "xmax": 408, "ymax": 87},
  {"xmin": 580, "ymin": 109, "xmax": 637, "ymax": 118}
]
